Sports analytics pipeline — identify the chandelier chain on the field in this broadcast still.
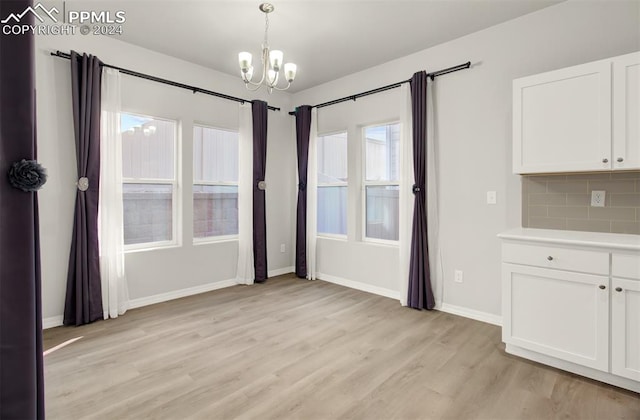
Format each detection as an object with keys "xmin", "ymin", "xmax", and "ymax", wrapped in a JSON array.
[{"xmin": 263, "ymin": 12, "xmax": 269, "ymax": 49}]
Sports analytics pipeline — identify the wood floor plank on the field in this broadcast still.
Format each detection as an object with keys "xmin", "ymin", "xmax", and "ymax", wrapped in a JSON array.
[{"xmin": 44, "ymin": 274, "xmax": 640, "ymax": 419}]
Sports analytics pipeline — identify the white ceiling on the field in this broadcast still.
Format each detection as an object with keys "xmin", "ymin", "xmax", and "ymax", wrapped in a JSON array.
[{"xmin": 71, "ymin": 0, "xmax": 564, "ymax": 92}]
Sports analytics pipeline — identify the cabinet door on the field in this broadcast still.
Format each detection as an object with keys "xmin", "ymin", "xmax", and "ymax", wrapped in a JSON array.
[
  {"xmin": 513, "ymin": 61, "xmax": 612, "ymax": 174},
  {"xmin": 613, "ymin": 52, "xmax": 640, "ymax": 170},
  {"xmin": 611, "ymin": 277, "xmax": 640, "ymax": 381},
  {"xmin": 502, "ymin": 264, "xmax": 609, "ymax": 371}
]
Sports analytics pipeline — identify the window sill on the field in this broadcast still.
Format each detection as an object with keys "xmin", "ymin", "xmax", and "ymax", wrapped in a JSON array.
[
  {"xmin": 362, "ymin": 238, "xmax": 399, "ymax": 248},
  {"xmin": 124, "ymin": 242, "xmax": 181, "ymax": 253},
  {"xmin": 193, "ymin": 236, "xmax": 239, "ymax": 246},
  {"xmin": 317, "ymin": 234, "xmax": 348, "ymax": 241}
]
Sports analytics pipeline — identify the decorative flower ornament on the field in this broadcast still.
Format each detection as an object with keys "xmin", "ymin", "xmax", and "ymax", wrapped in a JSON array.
[{"xmin": 7, "ymin": 159, "xmax": 48, "ymax": 192}]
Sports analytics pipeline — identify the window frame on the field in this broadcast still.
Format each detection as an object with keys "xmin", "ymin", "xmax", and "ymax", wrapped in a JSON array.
[
  {"xmin": 361, "ymin": 121, "xmax": 401, "ymax": 246},
  {"xmin": 121, "ymin": 112, "xmax": 180, "ymax": 252},
  {"xmin": 192, "ymin": 123, "xmax": 240, "ymax": 244},
  {"xmin": 316, "ymin": 130, "xmax": 348, "ymax": 239}
]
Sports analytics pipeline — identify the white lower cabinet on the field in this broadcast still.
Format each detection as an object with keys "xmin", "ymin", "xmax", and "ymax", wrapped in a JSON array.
[
  {"xmin": 611, "ymin": 277, "xmax": 640, "ymax": 381},
  {"xmin": 502, "ymin": 264, "xmax": 609, "ymax": 372},
  {"xmin": 498, "ymin": 228, "xmax": 640, "ymax": 393}
]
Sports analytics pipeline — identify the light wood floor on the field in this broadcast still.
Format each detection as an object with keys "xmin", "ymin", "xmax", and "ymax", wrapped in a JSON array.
[{"xmin": 44, "ymin": 274, "xmax": 639, "ymax": 419}]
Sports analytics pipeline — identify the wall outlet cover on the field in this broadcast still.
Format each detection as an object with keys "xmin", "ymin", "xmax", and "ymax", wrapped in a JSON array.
[
  {"xmin": 590, "ymin": 190, "xmax": 606, "ymax": 207},
  {"xmin": 454, "ymin": 270, "xmax": 463, "ymax": 283},
  {"xmin": 487, "ymin": 191, "xmax": 497, "ymax": 205}
]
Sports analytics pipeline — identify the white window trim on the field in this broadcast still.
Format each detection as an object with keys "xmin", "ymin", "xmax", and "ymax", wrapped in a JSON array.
[
  {"xmin": 362, "ymin": 122, "xmax": 400, "ymax": 245},
  {"xmin": 192, "ymin": 124, "xmax": 240, "ymax": 243},
  {"xmin": 121, "ymin": 112, "xmax": 180, "ymax": 252},
  {"xmin": 317, "ymin": 131, "xmax": 348, "ymax": 237}
]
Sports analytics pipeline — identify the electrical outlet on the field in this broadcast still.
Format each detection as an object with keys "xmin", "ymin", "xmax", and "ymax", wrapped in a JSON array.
[
  {"xmin": 454, "ymin": 270, "xmax": 463, "ymax": 283},
  {"xmin": 487, "ymin": 191, "xmax": 497, "ymax": 205},
  {"xmin": 280, "ymin": 243, "xmax": 286, "ymax": 253},
  {"xmin": 591, "ymin": 190, "xmax": 606, "ymax": 207}
]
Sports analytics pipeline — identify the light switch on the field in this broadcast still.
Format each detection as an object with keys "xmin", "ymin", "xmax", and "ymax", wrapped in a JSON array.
[{"xmin": 487, "ymin": 191, "xmax": 497, "ymax": 205}]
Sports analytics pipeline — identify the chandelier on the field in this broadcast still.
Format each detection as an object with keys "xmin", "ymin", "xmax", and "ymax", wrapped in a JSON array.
[{"xmin": 238, "ymin": 3, "xmax": 297, "ymax": 92}]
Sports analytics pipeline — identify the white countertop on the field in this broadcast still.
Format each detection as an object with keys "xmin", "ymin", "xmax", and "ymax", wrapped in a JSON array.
[{"xmin": 498, "ymin": 228, "xmax": 640, "ymax": 252}]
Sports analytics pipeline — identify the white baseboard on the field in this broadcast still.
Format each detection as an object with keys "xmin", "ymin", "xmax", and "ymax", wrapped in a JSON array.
[
  {"xmin": 43, "ymin": 315, "xmax": 64, "ymax": 329},
  {"xmin": 437, "ymin": 303, "xmax": 503, "ymax": 326},
  {"xmin": 128, "ymin": 279, "xmax": 237, "ymax": 309},
  {"xmin": 268, "ymin": 266, "xmax": 294, "ymax": 277},
  {"xmin": 317, "ymin": 272, "xmax": 401, "ymax": 300}
]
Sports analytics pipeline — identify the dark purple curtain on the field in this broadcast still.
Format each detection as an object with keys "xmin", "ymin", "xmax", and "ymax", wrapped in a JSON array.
[
  {"xmin": 0, "ymin": 0, "xmax": 45, "ymax": 417},
  {"xmin": 252, "ymin": 100, "xmax": 268, "ymax": 283},
  {"xmin": 63, "ymin": 51, "xmax": 103, "ymax": 325},
  {"xmin": 294, "ymin": 106, "xmax": 312, "ymax": 278},
  {"xmin": 407, "ymin": 71, "xmax": 435, "ymax": 310}
]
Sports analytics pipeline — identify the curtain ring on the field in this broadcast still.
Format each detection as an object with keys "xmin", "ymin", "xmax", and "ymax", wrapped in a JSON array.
[{"xmin": 77, "ymin": 177, "xmax": 89, "ymax": 191}]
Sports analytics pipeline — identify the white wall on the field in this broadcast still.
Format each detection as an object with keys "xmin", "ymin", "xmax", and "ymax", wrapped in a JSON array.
[
  {"xmin": 36, "ymin": 32, "xmax": 295, "ymax": 320},
  {"xmin": 292, "ymin": 0, "xmax": 640, "ymax": 318}
]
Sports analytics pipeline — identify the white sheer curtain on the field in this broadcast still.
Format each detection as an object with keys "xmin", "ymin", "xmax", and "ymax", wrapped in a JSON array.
[
  {"xmin": 306, "ymin": 109, "xmax": 318, "ymax": 280},
  {"xmin": 427, "ymin": 82, "xmax": 443, "ymax": 308},
  {"xmin": 236, "ymin": 103, "xmax": 255, "ymax": 285},
  {"xmin": 398, "ymin": 84, "xmax": 414, "ymax": 306},
  {"xmin": 99, "ymin": 68, "xmax": 129, "ymax": 319}
]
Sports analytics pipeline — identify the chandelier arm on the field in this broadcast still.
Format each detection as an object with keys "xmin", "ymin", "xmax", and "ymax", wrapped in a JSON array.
[
  {"xmin": 270, "ymin": 80, "xmax": 292, "ymax": 91},
  {"xmin": 244, "ymin": 82, "xmax": 264, "ymax": 92}
]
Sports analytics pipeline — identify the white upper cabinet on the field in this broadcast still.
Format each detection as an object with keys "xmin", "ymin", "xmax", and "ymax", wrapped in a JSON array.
[
  {"xmin": 513, "ymin": 52, "xmax": 640, "ymax": 174},
  {"xmin": 613, "ymin": 52, "xmax": 640, "ymax": 170}
]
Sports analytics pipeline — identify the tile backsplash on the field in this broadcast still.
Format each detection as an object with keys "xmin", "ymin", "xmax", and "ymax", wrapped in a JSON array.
[{"xmin": 522, "ymin": 172, "xmax": 640, "ymax": 235}]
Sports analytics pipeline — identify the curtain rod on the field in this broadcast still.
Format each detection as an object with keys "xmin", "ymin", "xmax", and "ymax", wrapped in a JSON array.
[
  {"xmin": 288, "ymin": 61, "xmax": 471, "ymax": 115},
  {"xmin": 50, "ymin": 50, "xmax": 281, "ymax": 112}
]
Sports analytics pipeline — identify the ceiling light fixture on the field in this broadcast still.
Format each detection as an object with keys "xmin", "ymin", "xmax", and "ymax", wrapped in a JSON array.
[{"xmin": 238, "ymin": 3, "xmax": 297, "ymax": 93}]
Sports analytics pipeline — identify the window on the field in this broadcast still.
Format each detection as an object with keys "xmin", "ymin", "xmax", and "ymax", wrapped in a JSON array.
[
  {"xmin": 193, "ymin": 125, "xmax": 239, "ymax": 240},
  {"xmin": 317, "ymin": 132, "xmax": 348, "ymax": 236},
  {"xmin": 121, "ymin": 113, "xmax": 177, "ymax": 248},
  {"xmin": 363, "ymin": 123, "xmax": 400, "ymax": 242}
]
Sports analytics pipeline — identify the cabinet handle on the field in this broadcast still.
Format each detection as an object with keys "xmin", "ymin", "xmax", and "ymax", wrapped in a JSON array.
[
  {"xmin": 602, "ymin": 158, "xmax": 609, "ymax": 163},
  {"xmin": 617, "ymin": 157, "xmax": 624, "ymax": 163},
  {"xmin": 599, "ymin": 285, "xmax": 606, "ymax": 290},
  {"xmin": 547, "ymin": 256, "xmax": 553, "ymax": 261},
  {"xmin": 615, "ymin": 287, "xmax": 623, "ymax": 292}
]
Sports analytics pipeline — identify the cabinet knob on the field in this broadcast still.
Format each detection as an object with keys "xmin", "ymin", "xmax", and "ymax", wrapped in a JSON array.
[
  {"xmin": 547, "ymin": 256, "xmax": 553, "ymax": 261},
  {"xmin": 602, "ymin": 158, "xmax": 609, "ymax": 163},
  {"xmin": 599, "ymin": 285, "xmax": 606, "ymax": 290},
  {"xmin": 615, "ymin": 287, "xmax": 623, "ymax": 292},
  {"xmin": 617, "ymin": 157, "xmax": 624, "ymax": 163}
]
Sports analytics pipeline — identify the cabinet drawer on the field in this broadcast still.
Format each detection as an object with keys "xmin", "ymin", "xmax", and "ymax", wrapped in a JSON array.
[
  {"xmin": 612, "ymin": 253, "xmax": 640, "ymax": 280},
  {"xmin": 503, "ymin": 242, "xmax": 609, "ymax": 275}
]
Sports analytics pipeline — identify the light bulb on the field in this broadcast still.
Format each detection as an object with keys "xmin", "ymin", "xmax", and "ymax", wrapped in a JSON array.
[
  {"xmin": 243, "ymin": 66, "xmax": 254, "ymax": 82},
  {"xmin": 238, "ymin": 52, "xmax": 252, "ymax": 70},
  {"xmin": 284, "ymin": 63, "xmax": 297, "ymax": 82},
  {"xmin": 269, "ymin": 50, "xmax": 283, "ymax": 71}
]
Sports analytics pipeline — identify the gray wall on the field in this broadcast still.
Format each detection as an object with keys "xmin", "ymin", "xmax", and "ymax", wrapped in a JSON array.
[
  {"xmin": 522, "ymin": 172, "xmax": 640, "ymax": 234},
  {"xmin": 36, "ymin": 32, "xmax": 295, "ymax": 321},
  {"xmin": 292, "ymin": 0, "xmax": 640, "ymax": 318}
]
